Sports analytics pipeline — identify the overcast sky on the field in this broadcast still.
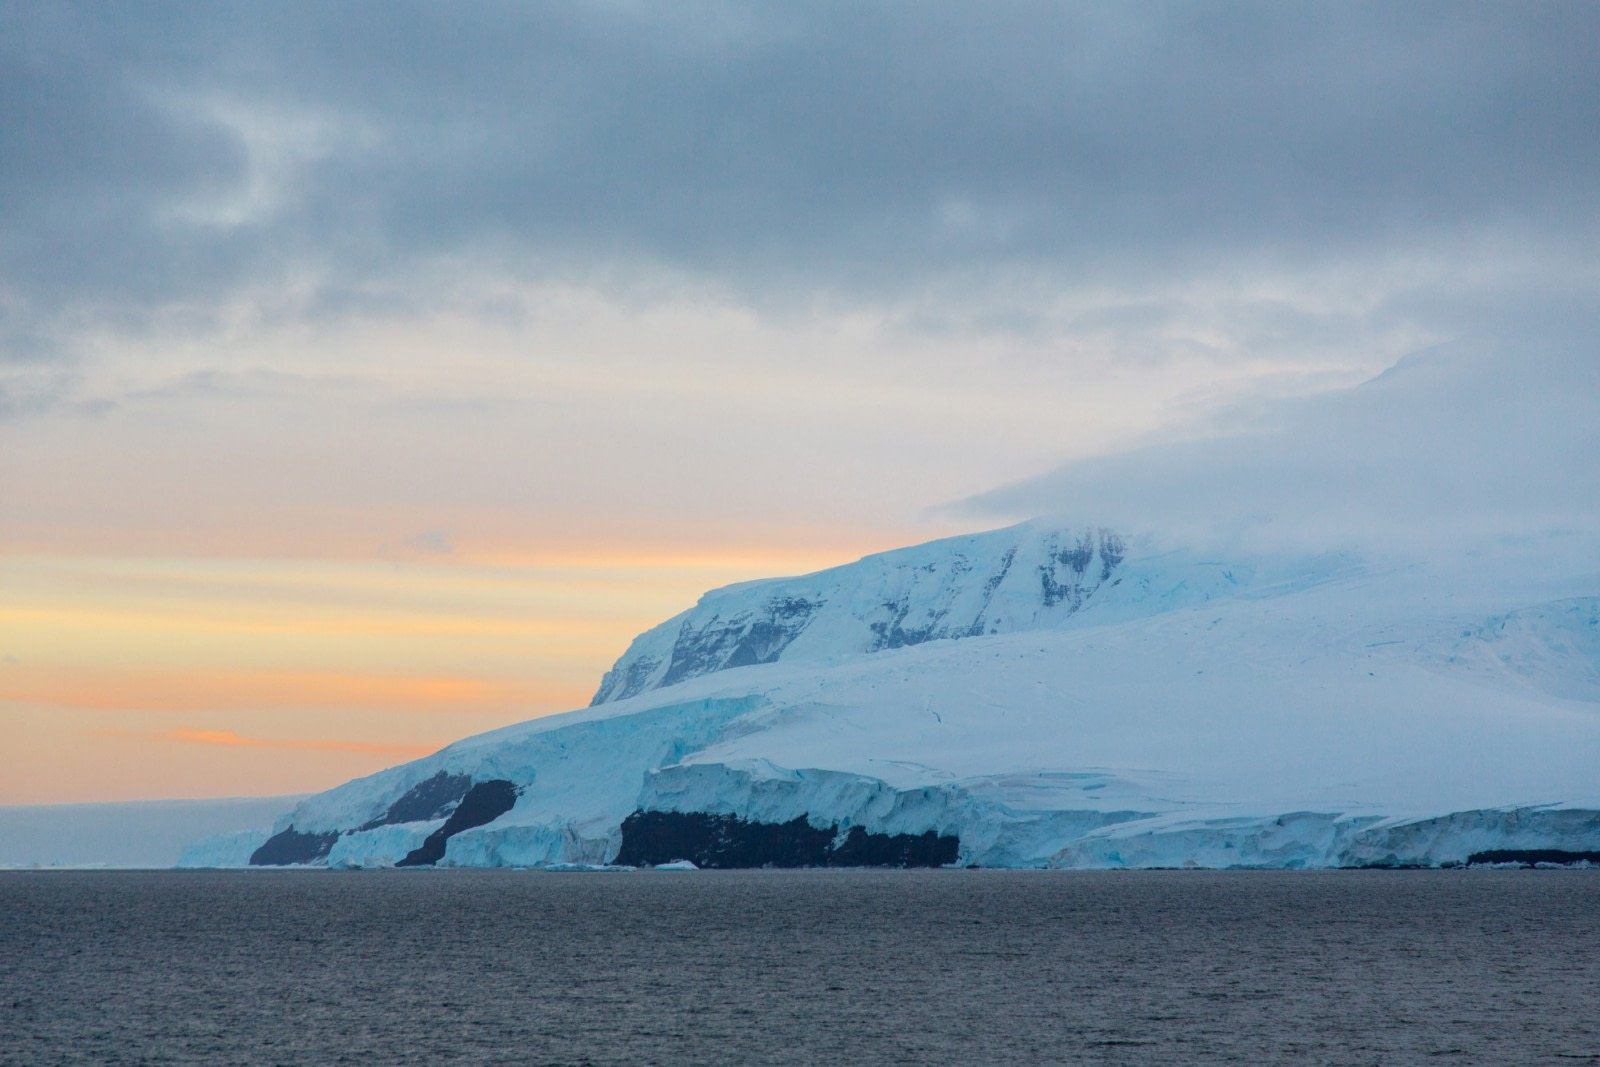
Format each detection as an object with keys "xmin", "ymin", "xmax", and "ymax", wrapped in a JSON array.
[
  {"xmin": 2, "ymin": 2, "xmax": 1595, "ymax": 801},
  {"xmin": 6, "ymin": 2, "xmax": 1598, "ymax": 327},
  {"xmin": 5, "ymin": 2, "xmax": 1596, "ymax": 538}
]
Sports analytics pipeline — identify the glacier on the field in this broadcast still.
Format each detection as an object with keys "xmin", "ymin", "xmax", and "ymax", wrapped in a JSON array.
[{"xmin": 179, "ymin": 521, "xmax": 1600, "ymax": 870}]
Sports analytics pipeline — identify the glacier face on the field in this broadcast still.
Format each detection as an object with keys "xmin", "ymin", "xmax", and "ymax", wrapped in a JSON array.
[{"xmin": 179, "ymin": 520, "xmax": 1600, "ymax": 870}]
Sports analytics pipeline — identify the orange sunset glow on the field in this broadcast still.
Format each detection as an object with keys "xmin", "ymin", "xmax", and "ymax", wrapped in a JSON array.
[{"xmin": 0, "ymin": 543, "xmax": 905, "ymax": 803}]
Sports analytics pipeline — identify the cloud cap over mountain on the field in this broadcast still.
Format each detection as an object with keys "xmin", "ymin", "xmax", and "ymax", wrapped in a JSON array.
[{"xmin": 960, "ymin": 317, "xmax": 1600, "ymax": 553}]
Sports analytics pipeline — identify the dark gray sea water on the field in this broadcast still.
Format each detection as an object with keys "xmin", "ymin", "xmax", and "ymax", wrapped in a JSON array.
[{"xmin": 2, "ymin": 869, "xmax": 1597, "ymax": 1065}]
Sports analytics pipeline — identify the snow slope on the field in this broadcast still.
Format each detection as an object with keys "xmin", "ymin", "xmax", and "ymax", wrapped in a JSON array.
[
  {"xmin": 590, "ymin": 525, "xmax": 1131, "ymax": 704},
  {"xmin": 180, "ymin": 520, "xmax": 1600, "ymax": 870}
]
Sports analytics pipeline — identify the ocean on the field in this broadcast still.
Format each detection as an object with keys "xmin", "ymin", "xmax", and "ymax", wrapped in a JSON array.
[{"xmin": 3, "ymin": 869, "xmax": 1596, "ymax": 1065}]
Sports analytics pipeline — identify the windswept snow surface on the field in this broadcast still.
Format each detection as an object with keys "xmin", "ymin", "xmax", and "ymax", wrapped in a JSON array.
[{"xmin": 181, "ymin": 522, "xmax": 1600, "ymax": 870}]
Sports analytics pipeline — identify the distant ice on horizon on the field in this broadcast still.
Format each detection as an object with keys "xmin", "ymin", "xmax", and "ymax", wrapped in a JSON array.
[{"xmin": 0, "ymin": 796, "xmax": 303, "ymax": 869}]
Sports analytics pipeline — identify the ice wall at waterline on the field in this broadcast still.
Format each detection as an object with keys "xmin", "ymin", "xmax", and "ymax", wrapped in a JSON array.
[{"xmin": 182, "ymin": 755, "xmax": 1600, "ymax": 871}]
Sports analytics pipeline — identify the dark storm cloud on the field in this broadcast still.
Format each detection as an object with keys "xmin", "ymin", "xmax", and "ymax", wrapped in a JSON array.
[{"xmin": 2, "ymin": 1, "xmax": 1597, "ymax": 356}]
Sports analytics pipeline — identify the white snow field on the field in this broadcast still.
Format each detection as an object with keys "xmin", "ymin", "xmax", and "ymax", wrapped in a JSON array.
[{"xmin": 180, "ymin": 519, "xmax": 1600, "ymax": 870}]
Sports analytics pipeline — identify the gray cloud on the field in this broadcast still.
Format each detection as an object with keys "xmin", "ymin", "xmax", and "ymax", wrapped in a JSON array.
[
  {"xmin": 123, "ymin": 366, "xmax": 377, "ymax": 402},
  {"xmin": 0, "ymin": 370, "xmax": 114, "ymax": 420},
  {"xmin": 3, "ymin": 1, "xmax": 1597, "ymax": 358}
]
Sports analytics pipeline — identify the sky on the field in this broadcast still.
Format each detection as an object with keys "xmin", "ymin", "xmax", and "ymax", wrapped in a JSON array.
[{"xmin": 2, "ymin": 1, "xmax": 1596, "ymax": 803}]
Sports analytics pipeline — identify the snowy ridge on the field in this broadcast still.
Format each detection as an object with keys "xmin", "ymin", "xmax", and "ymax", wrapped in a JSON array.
[
  {"xmin": 179, "ymin": 521, "xmax": 1600, "ymax": 870},
  {"xmin": 591, "ymin": 524, "xmax": 1129, "ymax": 704}
]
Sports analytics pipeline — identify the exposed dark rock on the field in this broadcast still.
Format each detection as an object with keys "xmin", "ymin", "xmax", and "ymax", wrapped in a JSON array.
[
  {"xmin": 613, "ymin": 810, "xmax": 959, "ymax": 868},
  {"xmin": 397, "ymin": 779, "xmax": 520, "ymax": 867},
  {"xmin": 1037, "ymin": 566, "xmax": 1082, "ymax": 610},
  {"xmin": 964, "ymin": 546, "xmax": 1017, "ymax": 637},
  {"xmin": 590, "ymin": 654, "xmax": 662, "ymax": 705},
  {"xmin": 1467, "ymin": 849, "xmax": 1600, "ymax": 867},
  {"xmin": 657, "ymin": 596, "xmax": 822, "ymax": 689},
  {"xmin": 1098, "ymin": 529, "xmax": 1126, "ymax": 580},
  {"xmin": 357, "ymin": 771, "xmax": 473, "ymax": 832},
  {"xmin": 1058, "ymin": 531, "xmax": 1095, "ymax": 575},
  {"xmin": 248, "ymin": 773, "xmax": 485, "ymax": 867},
  {"xmin": 1038, "ymin": 532, "xmax": 1089, "ymax": 608},
  {"xmin": 249, "ymin": 826, "xmax": 339, "ymax": 866},
  {"xmin": 722, "ymin": 619, "xmax": 798, "ymax": 669},
  {"xmin": 829, "ymin": 825, "xmax": 961, "ymax": 867},
  {"xmin": 615, "ymin": 812, "xmax": 832, "ymax": 868},
  {"xmin": 869, "ymin": 594, "xmax": 950, "ymax": 651},
  {"xmin": 1040, "ymin": 528, "xmax": 1124, "ymax": 608}
]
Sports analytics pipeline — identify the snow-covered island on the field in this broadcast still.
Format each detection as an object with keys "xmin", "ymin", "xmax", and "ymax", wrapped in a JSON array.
[{"xmin": 181, "ymin": 518, "xmax": 1600, "ymax": 871}]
